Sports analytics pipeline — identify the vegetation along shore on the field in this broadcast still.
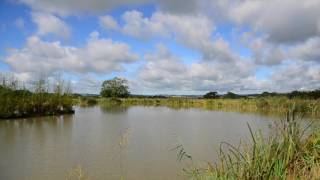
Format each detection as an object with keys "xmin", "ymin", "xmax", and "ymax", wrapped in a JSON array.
[
  {"xmin": 97, "ymin": 77, "xmax": 320, "ymax": 117},
  {"xmin": 0, "ymin": 74, "xmax": 74, "ymax": 119},
  {"xmin": 181, "ymin": 108, "xmax": 320, "ymax": 179}
]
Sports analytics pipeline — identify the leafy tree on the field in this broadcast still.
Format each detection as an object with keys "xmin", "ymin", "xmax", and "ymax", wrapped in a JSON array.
[
  {"xmin": 100, "ymin": 77, "xmax": 130, "ymax": 98},
  {"xmin": 224, "ymin": 92, "xmax": 238, "ymax": 99},
  {"xmin": 203, "ymin": 91, "xmax": 219, "ymax": 99}
]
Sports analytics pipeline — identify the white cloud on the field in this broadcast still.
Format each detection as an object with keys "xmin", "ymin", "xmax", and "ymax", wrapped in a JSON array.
[
  {"xmin": 5, "ymin": 32, "xmax": 138, "ymax": 76},
  {"xmin": 269, "ymin": 62, "xmax": 320, "ymax": 92},
  {"xmin": 249, "ymin": 37, "xmax": 286, "ymax": 66},
  {"xmin": 289, "ymin": 37, "xmax": 320, "ymax": 62},
  {"xmin": 8, "ymin": 0, "xmax": 320, "ymax": 93},
  {"xmin": 136, "ymin": 45, "xmax": 256, "ymax": 94},
  {"xmin": 19, "ymin": 0, "xmax": 149, "ymax": 15},
  {"xmin": 121, "ymin": 10, "xmax": 214, "ymax": 48},
  {"xmin": 99, "ymin": 15, "xmax": 119, "ymax": 30},
  {"xmin": 19, "ymin": 0, "xmax": 320, "ymax": 45},
  {"xmin": 19, "ymin": 0, "xmax": 209, "ymax": 16},
  {"xmin": 229, "ymin": 0, "xmax": 320, "ymax": 44},
  {"xmin": 32, "ymin": 12, "xmax": 71, "ymax": 38},
  {"xmin": 119, "ymin": 10, "xmax": 241, "ymax": 64}
]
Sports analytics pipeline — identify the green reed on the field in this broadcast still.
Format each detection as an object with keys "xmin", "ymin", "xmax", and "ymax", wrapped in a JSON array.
[
  {"xmin": 181, "ymin": 108, "xmax": 320, "ymax": 179},
  {"xmin": 99, "ymin": 97, "xmax": 320, "ymax": 117},
  {"xmin": 0, "ymin": 75, "xmax": 74, "ymax": 119}
]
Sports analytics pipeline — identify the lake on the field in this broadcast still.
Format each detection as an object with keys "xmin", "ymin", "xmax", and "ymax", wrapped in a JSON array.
[{"xmin": 0, "ymin": 105, "xmax": 276, "ymax": 180}]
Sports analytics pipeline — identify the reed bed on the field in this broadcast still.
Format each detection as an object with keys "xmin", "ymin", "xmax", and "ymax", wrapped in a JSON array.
[
  {"xmin": 0, "ymin": 74, "xmax": 74, "ymax": 119},
  {"xmin": 100, "ymin": 97, "xmax": 320, "ymax": 117},
  {"xmin": 182, "ymin": 108, "xmax": 320, "ymax": 179},
  {"xmin": 78, "ymin": 97, "xmax": 98, "ymax": 107}
]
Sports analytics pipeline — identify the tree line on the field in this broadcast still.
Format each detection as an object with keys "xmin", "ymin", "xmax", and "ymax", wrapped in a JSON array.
[
  {"xmin": 203, "ymin": 90, "xmax": 320, "ymax": 99},
  {"xmin": 99, "ymin": 77, "xmax": 320, "ymax": 100}
]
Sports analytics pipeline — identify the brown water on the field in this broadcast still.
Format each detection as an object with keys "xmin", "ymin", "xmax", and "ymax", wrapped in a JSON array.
[{"xmin": 0, "ymin": 106, "xmax": 275, "ymax": 180}]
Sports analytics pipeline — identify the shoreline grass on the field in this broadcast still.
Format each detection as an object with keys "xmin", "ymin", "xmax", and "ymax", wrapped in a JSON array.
[
  {"xmin": 0, "ymin": 74, "xmax": 74, "ymax": 119},
  {"xmin": 99, "ymin": 97, "xmax": 320, "ymax": 117},
  {"xmin": 181, "ymin": 108, "xmax": 320, "ymax": 179}
]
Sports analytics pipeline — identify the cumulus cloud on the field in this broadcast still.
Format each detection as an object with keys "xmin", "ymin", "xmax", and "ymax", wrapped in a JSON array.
[
  {"xmin": 229, "ymin": 0, "xmax": 320, "ymax": 44},
  {"xmin": 289, "ymin": 37, "xmax": 320, "ymax": 62},
  {"xmin": 113, "ymin": 10, "xmax": 239, "ymax": 63},
  {"xmin": 269, "ymin": 62, "xmax": 320, "ymax": 92},
  {"xmin": 8, "ymin": 0, "xmax": 320, "ymax": 93},
  {"xmin": 19, "ymin": 0, "xmax": 320, "ymax": 45},
  {"xmin": 5, "ymin": 31, "xmax": 138, "ymax": 77},
  {"xmin": 32, "ymin": 12, "xmax": 71, "ymax": 38},
  {"xmin": 136, "ymin": 45, "xmax": 255, "ymax": 93},
  {"xmin": 19, "ymin": 0, "xmax": 208, "ymax": 15},
  {"xmin": 99, "ymin": 15, "xmax": 119, "ymax": 30},
  {"xmin": 121, "ymin": 10, "xmax": 214, "ymax": 45},
  {"xmin": 19, "ymin": 0, "xmax": 149, "ymax": 15},
  {"xmin": 249, "ymin": 37, "xmax": 286, "ymax": 66}
]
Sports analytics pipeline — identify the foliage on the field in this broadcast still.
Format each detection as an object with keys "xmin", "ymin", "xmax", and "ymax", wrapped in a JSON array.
[
  {"xmin": 288, "ymin": 89, "xmax": 320, "ymax": 99},
  {"xmin": 203, "ymin": 92, "xmax": 219, "ymax": 99},
  {"xmin": 100, "ymin": 77, "xmax": 130, "ymax": 98},
  {"xmin": 223, "ymin": 92, "xmax": 239, "ymax": 99}
]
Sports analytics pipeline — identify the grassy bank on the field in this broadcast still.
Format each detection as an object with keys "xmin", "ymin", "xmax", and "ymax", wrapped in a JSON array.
[
  {"xmin": 182, "ymin": 109, "xmax": 320, "ymax": 179},
  {"xmin": 0, "ymin": 76, "xmax": 74, "ymax": 119},
  {"xmin": 99, "ymin": 97, "xmax": 320, "ymax": 117}
]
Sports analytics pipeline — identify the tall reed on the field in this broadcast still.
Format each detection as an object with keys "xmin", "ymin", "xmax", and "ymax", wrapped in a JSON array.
[
  {"xmin": 183, "ymin": 108, "xmax": 320, "ymax": 179},
  {"xmin": 0, "ymin": 73, "xmax": 74, "ymax": 119},
  {"xmin": 100, "ymin": 97, "xmax": 320, "ymax": 117}
]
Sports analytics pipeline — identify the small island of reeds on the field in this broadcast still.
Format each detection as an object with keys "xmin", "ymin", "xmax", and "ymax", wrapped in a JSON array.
[{"xmin": 0, "ymin": 74, "xmax": 74, "ymax": 119}]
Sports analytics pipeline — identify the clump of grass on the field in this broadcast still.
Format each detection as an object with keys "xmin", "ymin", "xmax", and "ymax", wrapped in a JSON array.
[
  {"xmin": 79, "ymin": 97, "xmax": 98, "ymax": 107},
  {"xmin": 184, "ymin": 108, "xmax": 320, "ymax": 179},
  {"xmin": 66, "ymin": 165, "xmax": 90, "ymax": 180}
]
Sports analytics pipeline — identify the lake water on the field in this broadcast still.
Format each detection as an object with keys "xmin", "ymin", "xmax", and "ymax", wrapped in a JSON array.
[{"xmin": 0, "ymin": 105, "xmax": 276, "ymax": 180}]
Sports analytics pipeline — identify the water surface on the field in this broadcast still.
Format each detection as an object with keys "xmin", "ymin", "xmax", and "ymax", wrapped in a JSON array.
[{"xmin": 0, "ymin": 106, "xmax": 276, "ymax": 180}]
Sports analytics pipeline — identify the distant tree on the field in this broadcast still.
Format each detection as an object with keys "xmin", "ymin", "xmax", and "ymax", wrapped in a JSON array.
[
  {"xmin": 203, "ymin": 91, "xmax": 219, "ymax": 99},
  {"xmin": 100, "ymin": 77, "xmax": 130, "ymax": 98},
  {"xmin": 224, "ymin": 92, "xmax": 238, "ymax": 99},
  {"xmin": 287, "ymin": 89, "xmax": 320, "ymax": 99},
  {"xmin": 260, "ymin": 91, "xmax": 279, "ymax": 97}
]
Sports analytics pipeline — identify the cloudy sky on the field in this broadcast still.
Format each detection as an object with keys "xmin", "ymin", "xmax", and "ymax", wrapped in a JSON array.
[{"xmin": 0, "ymin": 0, "xmax": 319, "ymax": 94}]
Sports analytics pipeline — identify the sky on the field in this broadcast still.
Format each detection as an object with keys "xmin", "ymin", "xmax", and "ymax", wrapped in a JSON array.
[{"xmin": 0, "ymin": 0, "xmax": 319, "ymax": 95}]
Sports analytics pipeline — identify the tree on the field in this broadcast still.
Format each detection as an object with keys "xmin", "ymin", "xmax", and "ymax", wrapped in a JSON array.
[
  {"xmin": 225, "ymin": 92, "xmax": 238, "ymax": 99},
  {"xmin": 100, "ymin": 77, "xmax": 130, "ymax": 98},
  {"xmin": 203, "ymin": 91, "xmax": 219, "ymax": 99}
]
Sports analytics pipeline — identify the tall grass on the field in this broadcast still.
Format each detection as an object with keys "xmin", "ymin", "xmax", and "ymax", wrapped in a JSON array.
[
  {"xmin": 182, "ymin": 108, "xmax": 320, "ymax": 179},
  {"xmin": 78, "ymin": 97, "xmax": 98, "ymax": 107},
  {"xmin": 100, "ymin": 97, "xmax": 320, "ymax": 117},
  {"xmin": 0, "ymin": 74, "xmax": 74, "ymax": 119},
  {"xmin": 65, "ymin": 165, "xmax": 89, "ymax": 180}
]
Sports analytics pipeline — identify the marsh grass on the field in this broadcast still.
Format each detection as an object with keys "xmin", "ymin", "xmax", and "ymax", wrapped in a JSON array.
[
  {"xmin": 65, "ymin": 165, "xmax": 90, "ymax": 180},
  {"xmin": 78, "ymin": 97, "xmax": 98, "ymax": 107},
  {"xmin": 180, "ymin": 107, "xmax": 320, "ymax": 179},
  {"xmin": 99, "ymin": 97, "xmax": 320, "ymax": 117}
]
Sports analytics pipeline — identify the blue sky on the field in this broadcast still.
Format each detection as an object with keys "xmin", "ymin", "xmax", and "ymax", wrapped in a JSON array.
[{"xmin": 0, "ymin": 0, "xmax": 319, "ymax": 94}]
